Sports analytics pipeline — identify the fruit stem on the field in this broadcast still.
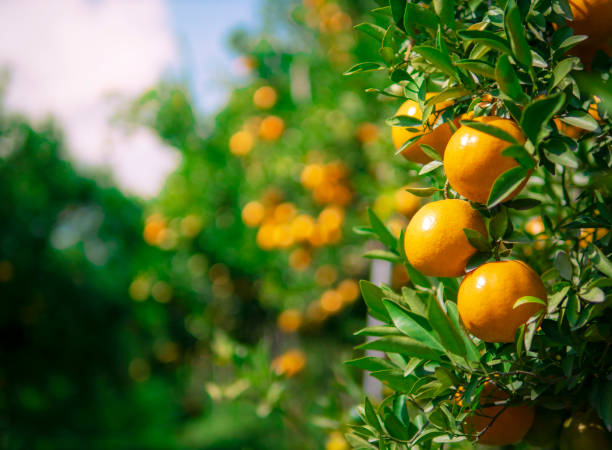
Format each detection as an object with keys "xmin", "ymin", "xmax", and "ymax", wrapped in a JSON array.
[{"xmin": 444, "ymin": 180, "xmax": 450, "ymax": 199}]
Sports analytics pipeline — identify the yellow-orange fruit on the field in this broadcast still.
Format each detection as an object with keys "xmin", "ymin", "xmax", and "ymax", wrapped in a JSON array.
[
  {"xmin": 458, "ymin": 260, "xmax": 547, "ymax": 343},
  {"xmin": 404, "ymin": 199, "xmax": 487, "ymax": 278},
  {"xmin": 463, "ymin": 382, "xmax": 535, "ymax": 446},
  {"xmin": 525, "ymin": 216, "xmax": 547, "ymax": 251},
  {"xmin": 229, "ymin": 130, "xmax": 255, "ymax": 156},
  {"xmin": 579, "ymin": 227, "xmax": 609, "ymax": 248},
  {"xmin": 277, "ymin": 309, "xmax": 302, "ymax": 333},
  {"xmin": 271, "ymin": 349, "xmax": 306, "ymax": 377},
  {"xmin": 253, "ymin": 86, "xmax": 278, "ymax": 109},
  {"xmin": 391, "ymin": 96, "xmax": 454, "ymax": 164},
  {"xmin": 259, "ymin": 116, "xmax": 284, "ymax": 140},
  {"xmin": 444, "ymin": 117, "xmax": 527, "ymax": 204},
  {"xmin": 567, "ymin": 0, "xmax": 612, "ymax": 66},
  {"xmin": 357, "ymin": 122, "xmax": 379, "ymax": 144},
  {"xmin": 242, "ymin": 201, "xmax": 265, "ymax": 227}
]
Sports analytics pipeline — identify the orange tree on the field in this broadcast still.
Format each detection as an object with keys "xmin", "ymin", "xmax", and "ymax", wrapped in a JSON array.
[{"xmin": 343, "ymin": 0, "xmax": 611, "ymax": 448}]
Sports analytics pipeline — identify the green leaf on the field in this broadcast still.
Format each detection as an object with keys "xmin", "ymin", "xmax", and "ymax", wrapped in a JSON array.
[
  {"xmin": 455, "ymin": 59, "xmax": 496, "ymax": 79},
  {"xmin": 363, "ymin": 250, "xmax": 402, "ymax": 263},
  {"xmin": 354, "ymin": 326, "xmax": 403, "ymax": 337},
  {"xmin": 354, "ymin": 23, "xmax": 387, "ymax": 42},
  {"xmin": 383, "ymin": 300, "xmax": 444, "ymax": 350},
  {"xmin": 495, "ymin": 54, "xmax": 528, "ymax": 104},
  {"xmin": 559, "ymin": 111, "xmax": 600, "ymax": 132},
  {"xmin": 368, "ymin": 208, "xmax": 397, "ymax": 250},
  {"xmin": 412, "ymin": 46, "xmax": 457, "ymax": 80},
  {"xmin": 404, "ymin": 3, "xmax": 440, "ymax": 30},
  {"xmin": 419, "ymin": 160, "xmax": 443, "ymax": 175},
  {"xmin": 458, "ymin": 30, "xmax": 512, "ymax": 55},
  {"xmin": 384, "ymin": 413, "xmax": 414, "ymax": 440},
  {"xmin": 504, "ymin": 197, "xmax": 541, "ymax": 210},
  {"xmin": 459, "ymin": 120, "xmax": 519, "ymax": 144},
  {"xmin": 463, "ymin": 228, "xmax": 490, "ymax": 252},
  {"xmin": 395, "ymin": 133, "xmax": 426, "ymax": 155},
  {"xmin": 542, "ymin": 139, "xmax": 580, "ymax": 168},
  {"xmin": 504, "ymin": 0, "xmax": 532, "ymax": 68},
  {"xmin": 446, "ymin": 301, "xmax": 481, "ymax": 362},
  {"xmin": 404, "ymin": 186, "xmax": 441, "ymax": 197},
  {"xmin": 554, "ymin": 250, "xmax": 573, "ymax": 280},
  {"xmin": 487, "ymin": 166, "xmax": 529, "ymax": 207},
  {"xmin": 489, "ymin": 208, "xmax": 508, "ymax": 240},
  {"xmin": 345, "ymin": 433, "xmax": 376, "ymax": 449},
  {"xmin": 550, "ymin": 58, "xmax": 578, "ymax": 89},
  {"xmin": 520, "ymin": 93, "xmax": 566, "ymax": 144},
  {"xmin": 579, "ymin": 286, "xmax": 605, "ymax": 303},
  {"xmin": 502, "ymin": 145, "xmax": 535, "ymax": 168},
  {"xmin": 386, "ymin": 115, "xmax": 423, "ymax": 127},
  {"xmin": 345, "ymin": 357, "xmax": 397, "ymax": 372},
  {"xmin": 427, "ymin": 297, "xmax": 467, "ymax": 358},
  {"xmin": 358, "ymin": 336, "xmax": 446, "ymax": 362},
  {"xmin": 588, "ymin": 245, "xmax": 612, "ymax": 278},
  {"xmin": 465, "ymin": 251, "xmax": 492, "ymax": 272},
  {"xmin": 390, "ymin": 0, "xmax": 407, "ymax": 30},
  {"xmin": 360, "ymin": 280, "xmax": 391, "ymax": 322},
  {"xmin": 344, "ymin": 62, "xmax": 385, "ymax": 76},
  {"xmin": 419, "ymin": 144, "xmax": 442, "ymax": 161},
  {"xmin": 364, "ymin": 397, "xmax": 383, "ymax": 432},
  {"xmin": 433, "ymin": 0, "xmax": 454, "ymax": 28},
  {"xmin": 513, "ymin": 295, "xmax": 547, "ymax": 309},
  {"xmin": 426, "ymin": 87, "xmax": 470, "ymax": 105}
]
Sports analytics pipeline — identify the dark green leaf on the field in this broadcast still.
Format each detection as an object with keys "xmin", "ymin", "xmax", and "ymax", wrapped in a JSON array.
[
  {"xmin": 412, "ymin": 46, "xmax": 457, "ymax": 79},
  {"xmin": 390, "ymin": 0, "xmax": 407, "ymax": 29},
  {"xmin": 368, "ymin": 208, "xmax": 397, "ymax": 250},
  {"xmin": 384, "ymin": 413, "xmax": 414, "ymax": 440},
  {"xmin": 465, "ymin": 251, "xmax": 492, "ymax": 272},
  {"xmin": 559, "ymin": 111, "xmax": 600, "ymax": 132},
  {"xmin": 428, "ymin": 297, "xmax": 467, "ymax": 358},
  {"xmin": 404, "ymin": 3, "xmax": 440, "ymax": 30},
  {"xmin": 386, "ymin": 115, "xmax": 423, "ymax": 127},
  {"xmin": 345, "ymin": 357, "xmax": 397, "ymax": 372},
  {"xmin": 383, "ymin": 300, "xmax": 443, "ymax": 350},
  {"xmin": 455, "ymin": 59, "xmax": 496, "ymax": 79},
  {"xmin": 358, "ymin": 336, "xmax": 446, "ymax": 362},
  {"xmin": 502, "ymin": 145, "xmax": 535, "ymax": 168},
  {"xmin": 360, "ymin": 280, "xmax": 391, "ymax": 322},
  {"xmin": 504, "ymin": 0, "xmax": 532, "ymax": 68},
  {"xmin": 364, "ymin": 397, "xmax": 383, "ymax": 432},
  {"xmin": 521, "ymin": 93, "xmax": 566, "ymax": 144},
  {"xmin": 554, "ymin": 250, "xmax": 573, "ymax": 280},
  {"xmin": 487, "ymin": 166, "xmax": 529, "ymax": 207},
  {"xmin": 354, "ymin": 326, "xmax": 403, "ymax": 337},
  {"xmin": 504, "ymin": 197, "xmax": 541, "ymax": 210},
  {"xmin": 463, "ymin": 228, "xmax": 490, "ymax": 252},
  {"xmin": 354, "ymin": 23, "xmax": 387, "ymax": 42},
  {"xmin": 495, "ymin": 54, "xmax": 528, "ymax": 104},
  {"xmin": 550, "ymin": 58, "xmax": 578, "ymax": 89},
  {"xmin": 344, "ymin": 62, "xmax": 385, "ymax": 76},
  {"xmin": 433, "ymin": 0, "xmax": 455, "ymax": 28},
  {"xmin": 419, "ymin": 144, "xmax": 442, "ymax": 161},
  {"xmin": 404, "ymin": 186, "xmax": 441, "ymax": 197},
  {"xmin": 458, "ymin": 30, "xmax": 512, "ymax": 54},
  {"xmin": 446, "ymin": 301, "xmax": 481, "ymax": 362},
  {"xmin": 489, "ymin": 208, "xmax": 508, "ymax": 239},
  {"xmin": 588, "ymin": 244, "xmax": 612, "ymax": 278}
]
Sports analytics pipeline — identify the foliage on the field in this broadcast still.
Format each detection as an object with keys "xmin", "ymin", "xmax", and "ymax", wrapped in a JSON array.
[{"xmin": 343, "ymin": 0, "xmax": 612, "ymax": 447}]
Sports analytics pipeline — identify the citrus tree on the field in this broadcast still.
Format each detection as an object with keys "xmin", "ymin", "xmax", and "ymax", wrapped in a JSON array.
[{"xmin": 343, "ymin": 0, "xmax": 612, "ymax": 448}]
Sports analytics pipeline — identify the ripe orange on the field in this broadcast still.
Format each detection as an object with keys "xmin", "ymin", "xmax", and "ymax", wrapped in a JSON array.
[
  {"xmin": 259, "ymin": 115, "xmax": 285, "ymax": 140},
  {"xmin": 458, "ymin": 260, "xmax": 547, "ymax": 343},
  {"xmin": 444, "ymin": 117, "xmax": 527, "ymax": 203},
  {"xmin": 463, "ymin": 382, "xmax": 535, "ymax": 446},
  {"xmin": 567, "ymin": 0, "xmax": 612, "ymax": 65},
  {"xmin": 357, "ymin": 122, "xmax": 379, "ymax": 144},
  {"xmin": 253, "ymin": 86, "xmax": 278, "ymax": 109},
  {"xmin": 404, "ymin": 199, "xmax": 487, "ymax": 278},
  {"xmin": 560, "ymin": 411, "xmax": 612, "ymax": 450},
  {"xmin": 391, "ymin": 95, "xmax": 454, "ymax": 164},
  {"xmin": 277, "ymin": 309, "xmax": 302, "ymax": 333},
  {"xmin": 579, "ymin": 227, "xmax": 609, "ymax": 248},
  {"xmin": 271, "ymin": 349, "xmax": 306, "ymax": 377},
  {"xmin": 525, "ymin": 216, "xmax": 547, "ymax": 251},
  {"xmin": 242, "ymin": 201, "xmax": 266, "ymax": 227},
  {"xmin": 229, "ymin": 130, "xmax": 255, "ymax": 156}
]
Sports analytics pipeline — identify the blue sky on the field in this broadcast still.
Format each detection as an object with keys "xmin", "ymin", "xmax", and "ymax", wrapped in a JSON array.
[{"xmin": 167, "ymin": 0, "xmax": 261, "ymax": 113}]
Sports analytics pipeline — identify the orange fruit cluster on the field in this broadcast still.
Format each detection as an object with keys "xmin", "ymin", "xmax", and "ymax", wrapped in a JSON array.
[
  {"xmin": 301, "ymin": 161, "xmax": 353, "ymax": 206},
  {"xmin": 304, "ymin": 278, "xmax": 360, "ymax": 325},
  {"xmin": 242, "ymin": 196, "xmax": 345, "ymax": 251},
  {"xmin": 143, "ymin": 213, "xmax": 202, "ymax": 250},
  {"xmin": 303, "ymin": 0, "xmax": 352, "ymax": 34}
]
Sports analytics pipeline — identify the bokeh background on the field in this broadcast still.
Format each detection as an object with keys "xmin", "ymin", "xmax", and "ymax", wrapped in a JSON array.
[{"xmin": 0, "ymin": 1, "xmax": 425, "ymax": 448}]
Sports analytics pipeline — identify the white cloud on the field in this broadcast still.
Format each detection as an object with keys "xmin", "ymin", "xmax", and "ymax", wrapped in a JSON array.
[{"xmin": 0, "ymin": 0, "xmax": 181, "ymax": 198}]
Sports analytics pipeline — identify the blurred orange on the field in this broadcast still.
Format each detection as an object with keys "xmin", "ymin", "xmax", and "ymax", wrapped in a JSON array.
[
  {"xmin": 315, "ymin": 265, "xmax": 338, "ymax": 286},
  {"xmin": 277, "ymin": 309, "xmax": 302, "ymax": 333},
  {"xmin": 301, "ymin": 163, "xmax": 325, "ymax": 188},
  {"xmin": 525, "ymin": 216, "xmax": 547, "ymax": 251},
  {"xmin": 395, "ymin": 187, "xmax": 421, "ymax": 217},
  {"xmin": 290, "ymin": 215, "xmax": 316, "ymax": 241},
  {"xmin": 273, "ymin": 202, "xmax": 297, "ymax": 223},
  {"xmin": 242, "ymin": 201, "xmax": 266, "ymax": 227},
  {"xmin": 337, "ymin": 279, "xmax": 360, "ymax": 304},
  {"xmin": 273, "ymin": 225, "xmax": 294, "ymax": 248},
  {"xmin": 387, "ymin": 218, "xmax": 406, "ymax": 238},
  {"xmin": 256, "ymin": 223, "xmax": 276, "ymax": 249},
  {"xmin": 259, "ymin": 116, "xmax": 285, "ymax": 140},
  {"xmin": 143, "ymin": 214, "xmax": 166, "ymax": 245},
  {"xmin": 229, "ymin": 130, "xmax": 255, "ymax": 155},
  {"xmin": 579, "ymin": 227, "xmax": 609, "ymax": 248},
  {"xmin": 253, "ymin": 86, "xmax": 278, "ymax": 109},
  {"xmin": 289, "ymin": 248, "xmax": 311, "ymax": 271},
  {"xmin": 318, "ymin": 206, "xmax": 344, "ymax": 232},
  {"xmin": 357, "ymin": 122, "xmax": 379, "ymax": 144},
  {"xmin": 320, "ymin": 290, "xmax": 343, "ymax": 313},
  {"xmin": 271, "ymin": 349, "xmax": 306, "ymax": 377}
]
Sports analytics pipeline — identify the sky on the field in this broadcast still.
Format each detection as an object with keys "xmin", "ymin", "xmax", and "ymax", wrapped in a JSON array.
[{"xmin": 0, "ymin": 0, "xmax": 260, "ymax": 198}]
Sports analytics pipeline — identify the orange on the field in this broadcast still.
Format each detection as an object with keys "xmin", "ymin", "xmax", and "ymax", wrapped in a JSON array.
[
  {"xmin": 391, "ymin": 95, "xmax": 454, "ymax": 164},
  {"xmin": 444, "ymin": 117, "xmax": 527, "ymax": 203},
  {"xmin": 567, "ymin": 0, "xmax": 612, "ymax": 65},
  {"xmin": 337, "ymin": 279, "xmax": 360, "ymax": 304},
  {"xmin": 271, "ymin": 349, "xmax": 306, "ymax": 377},
  {"xmin": 579, "ymin": 227, "xmax": 609, "ymax": 248},
  {"xmin": 463, "ymin": 382, "xmax": 535, "ymax": 446},
  {"xmin": 277, "ymin": 309, "xmax": 302, "ymax": 333},
  {"xmin": 320, "ymin": 290, "xmax": 343, "ymax": 313},
  {"xmin": 560, "ymin": 411, "xmax": 612, "ymax": 450},
  {"xmin": 259, "ymin": 115, "xmax": 285, "ymax": 140},
  {"xmin": 290, "ymin": 214, "xmax": 316, "ymax": 241},
  {"xmin": 555, "ymin": 101, "xmax": 602, "ymax": 138},
  {"xmin": 357, "ymin": 122, "xmax": 379, "ymax": 143},
  {"xmin": 394, "ymin": 187, "xmax": 421, "ymax": 217},
  {"xmin": 301, "ymin": 163, "xmax": 325, "ymax": 188},
  {"xmin": 525, "ymin": 216, "xmax": 547, "ymax": 251},
  {"xmin": 404, "ymin": 199, "xmax": 487, "ymax": 278},
  {"xmin": 229, "ymin": 130, "xmax": 255, "ymax": 155},
  {"xmin": 242, "ymin": 201, "xmax": 265, "ymax": 227},
  {"xmin": 253, "ymin": 86, "xmax": 278, "ymax": 109},
  {"xmin": 458, "ymin": 260, "xmax": 547, "ymax": 343}
]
